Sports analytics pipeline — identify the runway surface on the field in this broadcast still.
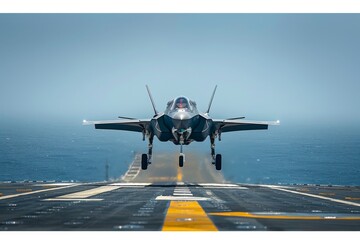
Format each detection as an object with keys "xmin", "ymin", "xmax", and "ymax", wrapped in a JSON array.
[{"xmin": 1, "ymin": 153, "xmax": 360, "ymax": 231}]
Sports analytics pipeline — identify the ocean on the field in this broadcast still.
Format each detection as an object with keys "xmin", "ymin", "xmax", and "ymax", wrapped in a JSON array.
[{"xmin": 1, "ymin": 120, "xmax": 360, "ymax": 185}]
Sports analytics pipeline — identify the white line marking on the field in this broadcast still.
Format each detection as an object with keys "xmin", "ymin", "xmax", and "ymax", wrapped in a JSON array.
[
  {"xmin": 109, "ymin": 183, "xmax": 151, "ymax": 186},
  {"xmin": 202, "ymin": 187, "xmax": 248, "ymax": 189},
  {"xmin": 199, "ymin": 183, "xmax": 239, "ymax": 187},
  {"xmin": 121, "ymin": 154, "xmax": 142, "ymax": 181},
  {"xmin": 173, "ymin": 193, "xmax": 193, "ymax": 196},
  {"xmin": 156, "ymin": 196, "xmax": 210, "ymax": 201},
  {"xmin": 43, "ymin": 198, "xmax": 103, "ymax": 202},
  {"xmin": 0, "ymin": 184, "xmax": 80, "ymax": 201},
  {"xmin": 265, "ymin": 186, "xmax": 360, "ymax": 207},
  {"xmin": 34, "ymin": 183, "xmax": 75, "ymax": 187},
  {"xmin": 55, "ymin": 186, "xmax": 120, "ymax": 199},
  {"xmin": 198, "ymin": 183, "xmax": 248, "ymax": 189},
  {"xmin": 206, "ymin": 191, "xmax": 213, "ymax": 196}
]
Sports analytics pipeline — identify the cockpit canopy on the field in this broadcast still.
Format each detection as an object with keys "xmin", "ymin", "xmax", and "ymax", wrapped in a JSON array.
[
  {"xmin": 175, "ymin": 97, "xmax": 188, "ymax": 109},
  {"xmin": 166, "ymin": 96, "xmax": 198, "ymax": 113}
]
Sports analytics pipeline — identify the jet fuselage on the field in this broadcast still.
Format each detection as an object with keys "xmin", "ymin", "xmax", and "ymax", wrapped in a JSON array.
[{"xmin": 150, "ymin": 96, "xmax": 212, "ymax": 145}]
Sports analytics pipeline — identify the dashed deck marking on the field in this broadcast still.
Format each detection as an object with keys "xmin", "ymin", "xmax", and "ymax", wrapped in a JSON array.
[
  {"xmin": 156, "ymin": 196, "xmax": 209, "ymax": 201},
  {"xmin": 174, "ymin": 190, "xmax": 191, "ymax": 193},
  {"xmin": 162, "ymin": 201, "xmax": 217, "ymax": 231},
  {"xmin": 345, "ymin": 197, "xmax": 360, "ymax": 201},
  {"xmin": 16, "ymin": 188, "xmax": 32, "ymax": 192},
  {"xmin": 319, "ymin": 192, "xmax": 336, "ymax": 196},
  {"xmin": 173, "ymin": 193, "xmax": 193, "ymax": 196},
  {"xmin": 209, "ymin": 212, "xmax": 360, "ymax": 220}
]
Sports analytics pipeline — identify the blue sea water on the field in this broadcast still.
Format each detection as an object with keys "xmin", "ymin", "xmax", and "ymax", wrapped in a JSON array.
[
  {"xmin": 217, "ymin": 125, "xmax": 360, "ymax": 186},
  {"xmin": 1, "ymin": 120, "xmax": 360, "ymax": 185}
]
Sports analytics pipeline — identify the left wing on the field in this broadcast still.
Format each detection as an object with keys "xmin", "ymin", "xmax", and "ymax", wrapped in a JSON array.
[
  {"xmin": 213, "ymin": 119, "xmax": 280, "ymax": 133},
  {"xmin": 83, "ymin": 119, "xmax": 151, "ymax": 132}
]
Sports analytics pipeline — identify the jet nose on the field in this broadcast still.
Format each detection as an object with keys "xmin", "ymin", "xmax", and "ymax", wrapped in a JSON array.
[
  {"xmin": 172, "ymin": 111, "xmax": 190, "ymax": 121},
  {"xmin": 171, "ymin": 111, "xmax": 192, "ymax": 129}
]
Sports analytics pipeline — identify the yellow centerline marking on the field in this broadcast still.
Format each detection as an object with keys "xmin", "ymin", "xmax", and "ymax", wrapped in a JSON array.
[
  {"xmin": 162, "ymin": 201, "xmax": 217, "ymax": 231},
  {"xmin": 177, "ymin": 166, "xmax": 183, "ymax": 182}
]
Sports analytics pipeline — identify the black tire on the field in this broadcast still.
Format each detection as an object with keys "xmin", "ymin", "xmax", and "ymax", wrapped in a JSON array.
[
  {"xmin": 141, "ymin": 154, "xmax": 148, "ymax": 170},
  {"xmin": 215, "ymin": 154, "xmax": 222, "ymax": 170},
  {"xmin": 179, "ymin": 155, "xmax": 184, "ymax": 167}
]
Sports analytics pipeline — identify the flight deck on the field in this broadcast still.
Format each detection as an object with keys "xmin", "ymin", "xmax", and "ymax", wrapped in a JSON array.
[{"xmin": 1, "ymin": 153, "xmax": 360, "ymax": 231}]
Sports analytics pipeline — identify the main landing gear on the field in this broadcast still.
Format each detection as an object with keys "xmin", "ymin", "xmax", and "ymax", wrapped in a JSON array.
[
  {"xmin": 211, "ymin": 135, "xmax": 222, "ymax": 170},
  {"xmin": 141, "ymin": 134, "xmax": 153, "ymax": 170},
  {"xmin": 141, "ymin": 153, "xmax": 148, "ymax": 170},
  {"xmin": 214, "ymin": 154, "xmax": 222, "ymax": 170}
]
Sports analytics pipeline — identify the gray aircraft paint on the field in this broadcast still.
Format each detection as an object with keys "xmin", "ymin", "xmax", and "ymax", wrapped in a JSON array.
[{"xmin": 84, "ymin": 86, "xmax": 279, "ymax": 170}]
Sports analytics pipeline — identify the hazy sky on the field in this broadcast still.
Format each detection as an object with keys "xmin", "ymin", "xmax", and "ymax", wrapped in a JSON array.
[{"xmin": 1, "ymin": 14, "xmax": 360, "ymax": 126}]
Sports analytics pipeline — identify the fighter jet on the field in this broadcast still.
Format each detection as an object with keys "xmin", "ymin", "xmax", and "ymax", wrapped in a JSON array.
[{"xmin": 83, "ymin": 85, "xmax": 279, "ymax": 170}]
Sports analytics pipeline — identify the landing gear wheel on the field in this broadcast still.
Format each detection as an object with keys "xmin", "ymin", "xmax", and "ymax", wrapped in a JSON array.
[
  {"xmin": 179, "ymin": 155, "xmax": 184, "ymax": 167},
  {"xmin": 215, "ymin": 154, "xmax": 222, "ymax": 170},
  {"xmin": 141, "ymin": 154, "xmax": 148, "ymax": 170}
]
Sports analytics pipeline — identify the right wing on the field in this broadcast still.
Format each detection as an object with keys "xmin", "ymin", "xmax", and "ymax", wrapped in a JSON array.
[
  {"xmin": 83, "ymin": 119, "xmax": 151, "ymax": 132},
  {"xmin": 213, "ymin": 119, "xmax": 280, "ymax": 133}
]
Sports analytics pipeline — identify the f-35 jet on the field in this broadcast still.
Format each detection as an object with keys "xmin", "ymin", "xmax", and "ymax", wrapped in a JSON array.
[{"xmin": 83, "ymin": 85, "xmax": 279, "ymax": 170}]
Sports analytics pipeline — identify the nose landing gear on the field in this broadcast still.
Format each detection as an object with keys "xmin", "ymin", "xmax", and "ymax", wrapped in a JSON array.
[
  {"xmin": 179, "ymin": 144, "xmax": 184, "ymax": 167},
  {"xmin": 179, "ymin": 153, "xmax": 185, "ymax": 167}
]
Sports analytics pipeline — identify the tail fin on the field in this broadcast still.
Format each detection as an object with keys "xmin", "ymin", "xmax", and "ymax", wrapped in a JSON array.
[
  {"xmin": 146, "ymin": 85, "xmax": 158, "ymax": 115},
  {"xmin": 206, "ymin": 85, "xmax": 217, "ymax": 114}
]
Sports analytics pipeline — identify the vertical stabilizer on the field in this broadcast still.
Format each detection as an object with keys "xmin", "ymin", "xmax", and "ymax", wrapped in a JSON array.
[
  {"xmin": 206, "ymin": 85, "xmax": 217, "ymax": 114},
  {"xmin": 146, "ymin": 85, "xmax": 158, "ymax": 115}
]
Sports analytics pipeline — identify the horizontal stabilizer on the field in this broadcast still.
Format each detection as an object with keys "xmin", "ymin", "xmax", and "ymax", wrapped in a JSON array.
[
  {"xmin": 83, "ymin": 119, "xmax": 151, "ymax": 133},
  {"xmin": 213, "ymin": 119, "xmax": 280, "ymax": 133},
  {"xmin": 226, "ymin": 117, "xmax": 245, "ymax": 120},
  {"xmin": 118, "ymin": 116, "xmax": 137, "ymax": 120}
]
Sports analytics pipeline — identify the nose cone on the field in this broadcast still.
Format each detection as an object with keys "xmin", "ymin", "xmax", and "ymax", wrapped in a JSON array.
[
  {"xmin": 172, "ymin": 111, "xmax": 191, "ymax": 121},
  {"xmin": 170, "ymin": 111, "xmax": 193, "ymax": 130}
]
